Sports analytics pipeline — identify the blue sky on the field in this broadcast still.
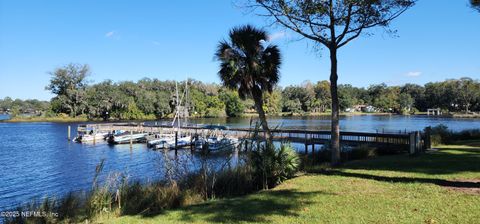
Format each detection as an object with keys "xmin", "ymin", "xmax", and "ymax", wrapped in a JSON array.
[{"xmin": 1, "ymin": 0, "xmax": 479, "ymax": 100}]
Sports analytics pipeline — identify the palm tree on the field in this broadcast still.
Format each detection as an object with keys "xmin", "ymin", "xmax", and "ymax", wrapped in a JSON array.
[{"xmin": 215, "ymin": 25, "xmax": 281, "ymax": 140}]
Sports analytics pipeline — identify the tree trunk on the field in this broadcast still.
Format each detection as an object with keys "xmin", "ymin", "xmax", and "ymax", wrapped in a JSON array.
[
  {"xmin": 329, "ymin": 47, "xmax": 341, "ymax": 165},
  {"xmin": 252, "ymin": 88, "xmax": 272, "ymax": 141},
  {"xmin": 71, "ymin": 104, "xmax": 76, "ymax": 118}
]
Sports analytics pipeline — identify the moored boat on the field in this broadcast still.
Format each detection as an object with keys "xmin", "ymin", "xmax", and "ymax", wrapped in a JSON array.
[
  {"xmin": 108, "ymin": 132, "xmax": 148, "ymax": 144},
  {"xmin": 168, "ymin": 136, "xmax": 192, "ymax": 149},
  {"xmin": 147, "ymin": 134, "xmax": 175, "ymax": 147},
  {"xmin": 74, "ymin": 126, "xmax": 110, "ymax": 143},
  {"xmin": 154, "ymin": 138, "xmax": 175, "ymax": 150},
  {"xmin": 75, "ymin": 132, "xmax": 109, "ymax": 143},
  {"xmin": 194, "ymin": 136, "xmax": 238, "ymax": 151}
]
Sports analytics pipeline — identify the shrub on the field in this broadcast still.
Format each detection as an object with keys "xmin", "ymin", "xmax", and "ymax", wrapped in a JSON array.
[
  {"xmin": 213, "ymin": 166, "xmax": 257, "ymax": 197},
  {"xmin": 249, "ymin": 142, "xmax": 300, "ymax": 189},
  {"xmin": 57, "ymin": 192, "xmax": 83, "ymax": 221},
  {"xmin": 454, "ymin": 129, "xmax": 480, "ymax": 141},
  {"xmin": 276, "ymin": 144, "xmax": 301, "ymax": 181},
  {"xmin": 347, "ymin": 145, "xmax": 377, "ymax": 160},
  {"xmin": 86, "ymin": 186, "xmax": 112, "ymax": 216},
  {"xmin": 427, "ymin": 125, "xmax": 480, "ymax": 145},
  {"xmin": 119, "ymin": 181, "xmax": 184, "ymax": 216},
  {"xmin": 429, "ymin": 124, "xmax": 451, "ymax": 145}
]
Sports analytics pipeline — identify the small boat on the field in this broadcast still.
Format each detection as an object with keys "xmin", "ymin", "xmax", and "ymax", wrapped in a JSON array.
[
  {"xmin": 169, "ymin": 136, "xmax": 192, "ymax": 149},
  {"xmin": 76, "ymin": 132, "xmax": 109, "ymax": 142},
  {"xmin": 194, "ymin": 136, "xmax": 238, "ymax": 151},
  {"xmin": 74, "ymin": 127, "xmax": 110, "ymax": 143},
  {"xmin": 147, "ymin": 134, "xmax": 175, "ymax": 148},
  {"xmin": 154, "ymin": 138, "xmax": 175, "ymax": 150},
  {"xmin": 108, "ymin": 132, "xmax": 148, "ymax": 144}
]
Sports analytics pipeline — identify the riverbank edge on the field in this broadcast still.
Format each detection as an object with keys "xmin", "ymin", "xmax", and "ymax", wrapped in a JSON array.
[
  {"xmin": 2, "ymin": 116, "xmax": 92, "ymax": 123},
  {"xmin": 98, "ymin": 142, "xmax": 480, "ymax": 223},
  {"xmin": 2, "ymin": 111, "xmax": 479, "ymax": 123},
  {"xmin": 0, "ymin": 112, "xmax": 408, "ymax": 123}
]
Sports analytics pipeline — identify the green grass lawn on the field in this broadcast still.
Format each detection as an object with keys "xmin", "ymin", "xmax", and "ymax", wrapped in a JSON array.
[{"xmin": 100, "ymin": 142, "xmax": 480, "ymax": 224}]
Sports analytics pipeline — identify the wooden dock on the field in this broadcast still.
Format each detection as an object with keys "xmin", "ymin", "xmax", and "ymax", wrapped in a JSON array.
[{"xmin": 76, "ymin": 123, "xmax": 430, "ymax": 154}]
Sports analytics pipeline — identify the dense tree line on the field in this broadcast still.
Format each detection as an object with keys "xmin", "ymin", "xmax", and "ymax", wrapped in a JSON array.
[
  {"xmin": 3, "ymin": 64, "xmax": 479, "ymax": 119},
  {"xmin": 279, "ymin": 78, "xmax": 480, "ymax": 114},
  {"xmin": 40, "ymin": 64, "xmax": 251, "ymax": 120},
  {"xmin": 0, "ymin": 97, "xmax": 50, "ymax": 116}
]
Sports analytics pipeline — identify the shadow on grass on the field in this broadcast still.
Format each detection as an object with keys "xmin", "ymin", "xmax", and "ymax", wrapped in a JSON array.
[
  {"xmin": 450, "ymin": 140, "xmax": 480, "ymax": 147},
  {"xmin": 170, "ymin": 189, "xmax": 322, "ymax": 223},
  {"xmin": 312, "ymin": 169, "xmax": 480, "ymax": 189},
  {"xmin": 306, "ymin": 146, "xmax": 480, "ymax": 189},
  {"xmin": 334, "ymin": 148, "xmax": 480, "ymax": 175}
]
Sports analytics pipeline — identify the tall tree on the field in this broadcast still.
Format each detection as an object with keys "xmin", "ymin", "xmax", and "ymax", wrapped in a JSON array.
[
  {"xmin": 398, "ymin": 93, "xmax": 414, "ymax": 113},
  {"xmin": 220, "ymin": 89, "xmax": 245, "ymax": 117},
  {"xmin": 472, "ymin": 0, "xmax": 480, "ymax": 12},
  {"xmin": 400, "ymin": 83, "xmax": 426, "ymax": 111},
  {"xmin": 215, "ymin": 25, "xmax": 282, "ymax": 139},
  {"xmin": 46, "ymin": 63, "xmax": 90, "ymax": 117},
  {"xmin": 314, "ymin": 80, "xmax": 331, "ymax": 112},
  {"xmin": 252, "ymin": 0, "xmax": 415, "ymax": 164},
  {"xmin": 455, "ymin": 77, "xmax": 478, "ymax": 113}
]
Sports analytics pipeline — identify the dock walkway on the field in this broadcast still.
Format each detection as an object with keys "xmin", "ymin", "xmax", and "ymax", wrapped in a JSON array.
[{"xmin": 77, "ymin": 123, "xmax": 430, "ymax": 154}]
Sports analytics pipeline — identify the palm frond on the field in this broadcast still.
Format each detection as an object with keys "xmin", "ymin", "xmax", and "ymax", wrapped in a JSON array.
[{"xmin": 215, "ymin": 25, "xmax": 281, "ymax": 99}]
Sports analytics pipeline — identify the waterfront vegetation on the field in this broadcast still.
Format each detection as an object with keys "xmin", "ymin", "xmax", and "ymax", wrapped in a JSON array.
[
  {"xmin": 6, "ymin": 139, "xmax": 478, "ymax": 224},
  {"xmin": 3, "ymin": 140, "xmax": 301, "ymax": 224},
  {"xmin": 2, "ymin": 75, "xmax": 480, "ymax": 122},
  {"xmin": 428, "ymin": 125, "xmax": 480, "ymax": 145},
  {"xmin": 102, "ymin": 143, "xmax": 480, "ymax": 224},
  {"xmin": 6, "ymin": 124, "xmax": 480, "ymax": 224}
]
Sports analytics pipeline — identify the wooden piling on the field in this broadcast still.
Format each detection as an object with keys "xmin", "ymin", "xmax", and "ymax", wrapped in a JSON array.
[
  {"xmin": 175, "ymin": 131, "xmax": 178, "ymax": 156},
  {"xmin": 130, "ymin": 131, "xmax": 133, "ymax": 149},
  {"xmin": 425, "ymin": 126, "xmax": 432, "ymax": 150},
  {"xmin": 312, "ymin": 144, "xmax": 315, "ymax": 162},
  {"xmin": 190, "ymin": 132, "xmax": 193, "ymax": 151},
  {"xmin": 304, "ymin": 131, "xmax": 308, "ymax": 155},
  {"xmin": 415, "ymin": 131, "xmax": 421, "ymax": 153},
  {"xmin": 67, "ymin": 125, "xmax": 71, "ymax": 141},
  {"xmin": 409, "ymin": 132, "xmax": 415, "ymax": 155}
]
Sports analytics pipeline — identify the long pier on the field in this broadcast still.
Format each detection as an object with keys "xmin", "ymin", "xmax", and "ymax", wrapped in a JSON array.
[{"xmin": 77, "ymin": 123, "xmax": 430, "ymax": 154}]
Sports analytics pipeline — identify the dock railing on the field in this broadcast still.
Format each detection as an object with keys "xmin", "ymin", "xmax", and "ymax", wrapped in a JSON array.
[{"xmin": 76, "ymin": 123, "xmax": 430, "ymax": 154}]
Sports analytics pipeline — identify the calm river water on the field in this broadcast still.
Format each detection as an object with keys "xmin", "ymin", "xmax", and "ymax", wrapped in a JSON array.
[{"xmin": 0, "ymin": 114, "xmax": 479, "ymax": 211}]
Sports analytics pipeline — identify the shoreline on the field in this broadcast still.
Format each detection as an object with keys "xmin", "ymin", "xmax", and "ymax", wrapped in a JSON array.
[
  {"xmin": 2, "ymin": 116, "xmax": 91, "ymax": 123},
  {"xmin": 0, "ymin": 112, "xmax": 396, "ymax": 123},
  {"xmin": 2, "ymin": 112, "xmax": 480, "ymax": 123}
]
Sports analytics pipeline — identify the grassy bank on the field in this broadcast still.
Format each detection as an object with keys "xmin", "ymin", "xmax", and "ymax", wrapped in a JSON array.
[
  {"xmin": 102, "ymin": 142, "xmax": 480, "ymax": 223},
  {"xmin": 5, "ymin": 111, "xmax": 476, "ymax": 123},
  {"xmin": 0, "ymin": 112, "xmax": 392, "ymax": 122},
  {"xmin": 450, "ymin": 113, "xmax": 480, "ymax": 118},
  {"xmin": 4, "ymin": 116, "xmax": 91, "ymax": 123}
]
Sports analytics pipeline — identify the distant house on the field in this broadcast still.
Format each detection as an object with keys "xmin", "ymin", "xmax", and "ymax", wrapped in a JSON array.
[
  {"xmin": 346, "ymin": 105, "xmax": 377, "ymax": 113},
  {"xmin": 363, "ymin": 105, "xmax": 377, "ymax": 113}
]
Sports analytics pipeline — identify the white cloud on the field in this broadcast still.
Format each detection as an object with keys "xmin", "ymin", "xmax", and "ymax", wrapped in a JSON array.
[
  {"xmin": 268, "ymin": 31, "xmax": 287, "ymax": 41},
  {"xmin": 152, "ymin": 41, "xmax": 161, "ymax": 46},
  {"xmin": 105, "ymin": 31, "xmax": 115, "ymax": 38},
  {"xmin": 405, "ymin": 71, "xmax": 422, "ymax": 77}
]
